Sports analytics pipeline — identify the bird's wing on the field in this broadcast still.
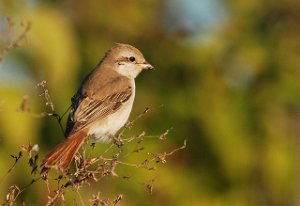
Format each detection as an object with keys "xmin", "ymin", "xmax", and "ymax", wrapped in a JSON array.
[{"xmin": 66, "ymin": 86, "xmax": 132, "ymax": 136}]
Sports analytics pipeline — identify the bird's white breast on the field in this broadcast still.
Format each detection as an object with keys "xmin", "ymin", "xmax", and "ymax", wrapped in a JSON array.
[{"xmin": 88, "ymin": 80, "xmax": 135, "ymax": 143}]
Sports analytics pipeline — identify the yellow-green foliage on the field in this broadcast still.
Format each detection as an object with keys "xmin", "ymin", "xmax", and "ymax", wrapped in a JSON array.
[{"xmin": 0, "ymin": 0, "xmax": 299, "ymax": 205}]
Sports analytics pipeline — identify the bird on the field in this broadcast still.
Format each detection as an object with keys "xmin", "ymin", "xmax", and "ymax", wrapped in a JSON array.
[{"xmin": 41, "ymin": 43, "xmax": 153, "ymax": 173}]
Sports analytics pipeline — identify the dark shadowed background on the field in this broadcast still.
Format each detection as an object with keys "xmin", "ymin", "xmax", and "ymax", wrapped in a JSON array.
[{"xmin": 0, "ymin": 0, "xmax": 300, "ymax": 205}]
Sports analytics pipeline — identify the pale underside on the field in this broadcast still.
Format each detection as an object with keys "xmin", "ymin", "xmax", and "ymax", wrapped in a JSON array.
[
  {"xmin": 88, "ymin": 82, "xmax": 135, "ymax": 142},
  {"xmin": 67, "ymin": 80, "xmax": 135, "ymax": 143}
]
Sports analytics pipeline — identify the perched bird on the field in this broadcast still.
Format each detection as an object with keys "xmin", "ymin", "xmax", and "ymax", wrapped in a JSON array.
[{"xmin": 41, "ymin": 43, "xmax": 153, "ymax": 172}]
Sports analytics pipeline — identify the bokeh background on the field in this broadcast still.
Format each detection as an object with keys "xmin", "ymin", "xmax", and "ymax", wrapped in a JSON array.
[{"xmin": 1, "ymin": 0, "xmax": 300, "ymax": 205}]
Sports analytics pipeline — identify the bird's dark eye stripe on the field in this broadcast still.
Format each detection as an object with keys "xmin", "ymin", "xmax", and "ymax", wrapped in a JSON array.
[{"xmin": 129, "ymin": 56, "xmax": 135, "ymax": 62}]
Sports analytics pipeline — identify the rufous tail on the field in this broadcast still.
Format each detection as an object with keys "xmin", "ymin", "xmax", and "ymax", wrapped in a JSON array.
[{"xmin": 41, "ymin": 129, "xmax": 87, "ymax": 173}]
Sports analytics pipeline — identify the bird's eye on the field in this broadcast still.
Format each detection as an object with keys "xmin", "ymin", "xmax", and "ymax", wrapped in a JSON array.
[{"xmin": 129, "ymin": 56, "xmax": 136, "ymax": 62}]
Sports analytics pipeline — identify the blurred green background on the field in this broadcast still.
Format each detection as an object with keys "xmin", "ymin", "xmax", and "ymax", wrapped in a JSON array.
[{"xmin": 0, "ymin": 0, "xmax": 300, "ymax": 205}]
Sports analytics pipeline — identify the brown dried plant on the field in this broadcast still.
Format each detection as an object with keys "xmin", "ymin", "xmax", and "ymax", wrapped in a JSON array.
[
  {"xmin": 0, "ymin": 17, "xmax": 31, "ymax": 65},
  {"xmin": 1, "ymin": 80, "xmax": 186, "ymax": 205}
]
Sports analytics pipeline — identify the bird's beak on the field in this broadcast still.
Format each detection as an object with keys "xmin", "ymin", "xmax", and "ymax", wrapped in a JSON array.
[{"xmin": 141, "ymin": 61, "xmax": 154, "ymax": 70}]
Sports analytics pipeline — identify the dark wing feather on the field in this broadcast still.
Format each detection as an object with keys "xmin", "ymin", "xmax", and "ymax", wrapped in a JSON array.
[
  {"xmin": 65, "ymin": 93, "xmax": 85, "ymax": 137},
  {"xmin": 66, "ymin": 87, "xmax": 132, "ymax": 136}
]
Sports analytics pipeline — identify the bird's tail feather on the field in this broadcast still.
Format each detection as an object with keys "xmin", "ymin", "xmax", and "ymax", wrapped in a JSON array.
[{"xmin": 41, "ymin": 129, "xmax": 87, "ymax": 173}]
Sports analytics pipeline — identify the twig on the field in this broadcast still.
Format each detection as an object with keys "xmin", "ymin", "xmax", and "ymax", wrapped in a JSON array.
[
  {"xmin": 0, "ymin": 17, "xmax": 31, "ymax": 65},
  {"xmin": 0, "ymin": 152, "xmax": 23, "ymax": 185},
  {"xmin": 37, "ymin": 80, "xmax": 55, "ymax": 111},
  {"xmin": 149, "ymin": 139, "xmax": 187, "ymax": 163},
  {"xmin": 36, "ymin": 80, "xmax": 71, "ymax": 135}
]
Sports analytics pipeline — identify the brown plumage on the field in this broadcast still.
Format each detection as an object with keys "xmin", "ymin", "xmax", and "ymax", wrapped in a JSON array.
[
  {"xmin": 41, "ymin": 43, "xmax": 153, "ymax": 173},
  {"xmin": 41, "ymin": 129, "xmax": 87, "ymax": 173}
]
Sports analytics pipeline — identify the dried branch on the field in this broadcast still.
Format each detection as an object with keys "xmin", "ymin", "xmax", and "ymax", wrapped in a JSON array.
[
  {"xmin": 36, "ymin": 80, "xmax": 55, "ymax": 112},
  {"xmin": 4, "ymin": 185, "xmax": 21, "ymax": 206},
  {"xmin": 16, "ymin": 95, "xmax": 30, "ymax": 112},
  {"xmin": 149, "ymin": 139, "xmax": 187, "ymax": 164},
  {"xmin": 2, "ymin": 89, "xmax": 186, "ymax": 205},
  {"xmin": 35, "ymin": 80, "xmax": 70, "ymax": 135},
  {"xmin": 0, "ymin": 151, "xmax": 23, "ymax": 185},
  {"xmin": 0, "ymin": 17, "xmax": 31, "ymax": 65},
  {"xmin": 89, "ymin": 193, "xmax": 123, "ymax": 206}
]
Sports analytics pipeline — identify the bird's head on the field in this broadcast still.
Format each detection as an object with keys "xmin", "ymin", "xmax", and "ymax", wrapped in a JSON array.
[{"xmin": 104, "ymin": 43, "xmax": 154, "ymax": 79}]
